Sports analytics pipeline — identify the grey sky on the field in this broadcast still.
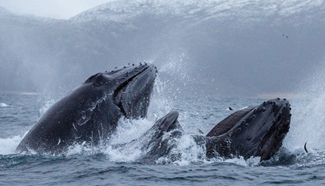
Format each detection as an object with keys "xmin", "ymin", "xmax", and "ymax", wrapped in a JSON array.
[{"xmin": 0, "ymin": 0, "xmax": 112, "ymax": 19}]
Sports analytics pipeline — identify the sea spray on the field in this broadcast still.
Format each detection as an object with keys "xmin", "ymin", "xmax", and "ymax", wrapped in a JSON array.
[
  {"xmin": 38, "ymin": 99, "xmax": 56, "ymax": 116},
  {"xmin": 285, "ymin": 61, "xmax": 325, "ymax": 151},
  {"xmin": 0, "ymin": 135, "xmax": 23, "ymax": 155},
  {"xmin": 155, "ymin": 134, "xmax": 207, "ymax": 165}
]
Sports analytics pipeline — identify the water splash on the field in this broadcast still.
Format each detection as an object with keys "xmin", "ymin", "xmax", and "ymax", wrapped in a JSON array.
[
  {"xmin": 0, "ymin": 103, "xmax": 9, "ymax": 107},
  {"xmin": 285, "ymin": 59, "xmax": 325, "ymax": 151},
  {"xmin": 156, "ymin": 134, "xmax": 207, "ymax": 166},
  {"xmin": 112, "ymin": 118, "xmax": 154, "ymax": 145},
  {"xmin": 0, "ymin": 135, "xmax": 23, "ymax": 155},
  {"xmin": 38, "ymin": 99, "xmax": 55, "ymax": 116},
  {"xmin": 155, "ymin": 52, "xmax": 192, "ymax": 100}
]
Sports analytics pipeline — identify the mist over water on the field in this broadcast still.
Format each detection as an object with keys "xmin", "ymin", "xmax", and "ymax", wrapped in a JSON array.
[{"xmin": 285, "ymin": 59, "xmax": 325, "ymax": 152}]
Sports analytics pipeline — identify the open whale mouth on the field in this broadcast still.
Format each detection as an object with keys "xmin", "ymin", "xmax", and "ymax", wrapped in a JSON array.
[
  {"xmin": 111, "ymin": 63, "xmax": 157, "ymax": 118},
  {"xmin": 83, "ymin": 63, "xmax": 157, "ymax": 119},
  {"xmin": 230, "ymin": 98, "xmax": 291, "ymax": 160},
  {"xmin": 254, "ymin": 99, "xmax": 291, "ymax": 160},
  {"xmin": 206, "ymin": 98, "xmax": 291, "ymax": 161}
]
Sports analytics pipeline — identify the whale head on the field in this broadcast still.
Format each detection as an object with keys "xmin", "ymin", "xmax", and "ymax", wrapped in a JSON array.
[
  {"xmin": 83, "ymin": 63, "xmax": 157, "ymax": 119},
  {"xmin": 206, "ymin": 98, "xmax": 291, "ymax": 161},
  {"xmin": 116, "ymin": 111, "xmax": 183, "ymax": 163}
]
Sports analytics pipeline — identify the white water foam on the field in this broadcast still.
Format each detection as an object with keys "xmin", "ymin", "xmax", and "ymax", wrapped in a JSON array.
[
  {"xmin": 112, "ymin": 118, "xmax": 154, "ymax": 144},
  {"xmin": 0, "ymin": 103, "xmax": 9, "ymax": 107},
  {"xmin": 101, "ymin": 88, "xmax": 174, "ymax": 162},
  {"xmin": 0, "ymin": 135, "xmax": 23, "ymax": 155},
  {"xmin": 156, "ymin": 134, "xmax": 207, "ymax": 166},
  {"xmin": 0, "ymin": 99, "xmax": 55, "ymax": 155},
  {"xmin": 64, "ymin": 118, "xmax": 157, "ymax": 161}
]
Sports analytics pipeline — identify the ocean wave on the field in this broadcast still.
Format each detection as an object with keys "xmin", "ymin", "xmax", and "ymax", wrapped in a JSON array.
[{"xmin": 0, "ymin": 103, "xmax": 9, "ymax": 107}]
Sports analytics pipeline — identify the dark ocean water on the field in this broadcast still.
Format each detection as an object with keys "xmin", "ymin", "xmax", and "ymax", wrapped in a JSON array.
[{"xmin": 1, "ymin": 92, "xmax": 325, "ymax": 186}]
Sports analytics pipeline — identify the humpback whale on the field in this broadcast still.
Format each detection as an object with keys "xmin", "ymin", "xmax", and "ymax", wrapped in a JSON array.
[
  {"xmin": 115, "ymin": 111, "xmax": 184, "ymax": 163},
  {"xmin": 206, "ymin": 98, "xmax": 291, "ymax": 161},
  {"xmin": 16, "ymin": 63, "xmax": 157, "ymax": 154},
  {"xmin": 129, "ymin": 98, "xmax": 291, "ymax": 162}
]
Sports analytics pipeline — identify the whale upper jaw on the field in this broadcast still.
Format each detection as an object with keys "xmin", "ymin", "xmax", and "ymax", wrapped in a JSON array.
[
  {"xmin": 206, "ymin": 98, "xmax": 291, "ymax": 161},
  {"xmin": 84, "ymin": 63, "xmax": 157, "ymax": 119}
]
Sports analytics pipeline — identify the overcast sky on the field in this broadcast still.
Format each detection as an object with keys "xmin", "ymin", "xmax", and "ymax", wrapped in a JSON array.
[{"xmin": 0, "ymin": 0, "xmax": 113, "ymax": 19}]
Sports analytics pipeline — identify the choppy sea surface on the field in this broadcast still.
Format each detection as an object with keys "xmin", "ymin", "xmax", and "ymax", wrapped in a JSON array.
[{"xmin": 1, "ymin": 89, "xmax": 325, "ymax": 186}]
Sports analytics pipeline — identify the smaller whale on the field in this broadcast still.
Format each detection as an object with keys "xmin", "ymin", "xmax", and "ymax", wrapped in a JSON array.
[
  {"xmin": 206, "ymin": 98, "xmax": 291, "ymax": 161},
  {"xmin": 114, "ymin": 111, "xmax": 184, "ymax": 163}
]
